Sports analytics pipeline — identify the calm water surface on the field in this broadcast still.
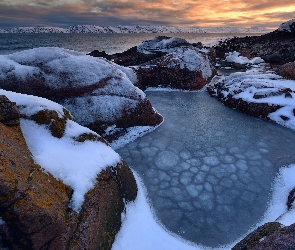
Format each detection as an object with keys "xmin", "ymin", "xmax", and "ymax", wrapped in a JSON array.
[{"xmin": 0, "ymin": 33, "xmax": 262, "ymax": 55}]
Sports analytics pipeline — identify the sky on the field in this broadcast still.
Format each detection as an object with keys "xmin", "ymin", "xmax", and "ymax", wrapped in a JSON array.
[{"xmin": 0, "ymin": 0, "xmax": 294, "ymax": 29}]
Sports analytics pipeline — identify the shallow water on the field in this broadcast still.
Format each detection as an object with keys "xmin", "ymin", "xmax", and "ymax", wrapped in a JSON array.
[{"xmin": 117, "ymin": 90, "xmax": 295, "ymax": 247}]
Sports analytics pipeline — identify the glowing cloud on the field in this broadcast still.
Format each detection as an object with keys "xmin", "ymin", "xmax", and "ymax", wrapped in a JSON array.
[{"xmin": 0, "ymin": 0, "xmax": 294, "ymax": 29}]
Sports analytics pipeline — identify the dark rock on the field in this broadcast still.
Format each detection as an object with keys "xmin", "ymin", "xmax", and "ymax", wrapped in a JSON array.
[
  {"xmin": 214, "ymin": 29, "xmax": 295, "ymax": 65},
  {"xmin": 287, "ymin": 188, "xmax": 295, "ymax": 210},
  {"xmin": 277, "ymin": 62, "xmax": 295, "ymax": 80},
  {"xmin": 252, "ymin": 223, "xmax": 295, "ymax": 250},
  {"xmin": 262, "ymin": 54, "xmax": 283, "ymax": 64},
  {"xmin": 88, "ymin": 46, "xmax": 166, "ymax": 66},
  {"xmin": 136, "ymin": 64, "xmax": 208, "ymax": 91},
  {"xmin": 232, "ymin": 222, "xmax": 283, "ymax": 250},
  {"xmin": 0, "ymin": 95, "xmax": 20, "ymax": 126},
  {"xmin": 89, "ymin": 37, "xmax": 215, "ymax": 91}
]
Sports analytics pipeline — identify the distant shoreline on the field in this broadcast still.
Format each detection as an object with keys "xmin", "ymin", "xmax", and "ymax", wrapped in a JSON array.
[{"xmin": 0, "ymin": 25, "xmax": 271, "ymax": 34}]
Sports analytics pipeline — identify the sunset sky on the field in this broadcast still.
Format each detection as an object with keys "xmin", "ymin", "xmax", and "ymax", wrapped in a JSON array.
[{"xmin": 0, "ymin": 0, "xmax": 294, "ymax": 29}]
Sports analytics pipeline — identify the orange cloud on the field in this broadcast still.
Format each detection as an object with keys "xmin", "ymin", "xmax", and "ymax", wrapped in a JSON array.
[{"xmin": 0, "ymin": 0, "xmax": 294, "ymax": 29}]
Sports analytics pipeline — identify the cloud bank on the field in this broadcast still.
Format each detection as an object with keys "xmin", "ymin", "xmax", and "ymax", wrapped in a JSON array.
[{"xmin": 0, "ymin": 0, "xmax": 294, "ymax": 29}]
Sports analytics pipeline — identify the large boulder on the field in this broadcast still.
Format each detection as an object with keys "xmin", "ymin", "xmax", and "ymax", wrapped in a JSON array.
[
  {"xmin": 277, "ymin": 62, "xmax": 295, "ymax": 80},
  {"xmin": 89, "ymin": 36, "xmax": 216, "ymax": 90},
  {"xmin": 136, "ymin": 46, "xmax": 215, "ymax": 90},
  {"xmin": 207, "ymin": 71, "xmax": 295, "ymax": 130},
  {"xmin": 0, "ymin": 47, "xmax": 162, "ymax": 140},
  {"xmin": 0, "ymin": 92, "xmax": 137, "ymax": 249}
]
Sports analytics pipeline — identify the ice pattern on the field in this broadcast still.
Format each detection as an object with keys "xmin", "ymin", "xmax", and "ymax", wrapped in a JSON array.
[{"xmin": 117, "ymin": 90, "xmax": 295, "ymax": 247}]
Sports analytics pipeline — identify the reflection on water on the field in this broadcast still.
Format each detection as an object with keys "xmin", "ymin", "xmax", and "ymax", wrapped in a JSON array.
[{"xmin": 117, "ymin": 90, "xmax": 295, "ymax": 247}]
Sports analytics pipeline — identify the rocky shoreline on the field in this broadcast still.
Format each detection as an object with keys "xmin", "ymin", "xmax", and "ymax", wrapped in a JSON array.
[{"xmin": 0, "ymin": 19, "xmax": 295, "ymax": 249}]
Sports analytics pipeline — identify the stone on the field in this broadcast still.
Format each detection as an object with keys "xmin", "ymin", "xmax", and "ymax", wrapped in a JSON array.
[
  {"xmin": 277, "ymin": 62, "xmax": 295, "ymax": 80},
  {"xmin": 0, "ymin": 113, "xmax": 137, "ymax": 249},
  {"xmin": 0, "ymin": 48, "xmax": 163, "ymax": 141},
  {"xmin": 232, "ymin": 222, "xmax": 283, "ymax": 250},
  {"xmin": 252, "ymin": 223, "xmax": 295, "ymax": 250},
  {"xmin": 90, "ymin": 36, "xmax": 216, "ymax": 91},
  {"xmin": 214, "ymin": 21, "xmax": 295, "ymax": 65},
  {"xmin": 0, "ymin": 95, "xmax": 20, "ymax": 126},
  {"xmin": 287, "ymin": 188, "xmax": 295, "ymax": 210}
]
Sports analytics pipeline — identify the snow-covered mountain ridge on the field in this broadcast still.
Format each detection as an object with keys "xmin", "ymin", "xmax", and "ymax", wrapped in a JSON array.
[{"xmin": 0, "ymin": 25, "xmax": 270, "ymax": 34}]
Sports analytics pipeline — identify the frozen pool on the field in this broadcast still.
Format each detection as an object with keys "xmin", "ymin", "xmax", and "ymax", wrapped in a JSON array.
[{"xmin": 117, "ymin": 90, "xmax": 295, "ymax": 247}]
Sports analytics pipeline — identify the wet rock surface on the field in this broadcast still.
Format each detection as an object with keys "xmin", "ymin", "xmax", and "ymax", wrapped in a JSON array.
[{"xmin": 117, "ymin": 91, "xmax": 295, "ymax": 247}]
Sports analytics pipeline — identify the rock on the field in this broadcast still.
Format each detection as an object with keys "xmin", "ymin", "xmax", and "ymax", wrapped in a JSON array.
[
  {"xmin": 0, "ymin": 95, "xmax": 20, "ymax": 126},
  {"xmin": 0, "ymin": 47, "xmax": 162, "ymax": 141},
  {"xmin": 251, "ymin": 223, "xmax": 295, "ymax": 250},
  {"xmin": 232, "ymin": 222, "xmax": 283, "ymax": 250},
  {"xmin": 30, "ymin": 109, "xmax": 74, "ymax": 138},
  {"xmin": 214, "ymin": 19, "xmax": 295, "ymax": 65},
  {"xmin": 137, "ymin": 36, "xmax": 190, "ymax": 54},
  {"xmin": 90, "ymin": 36, "xmax": 216, "ymax": 91},
  {"xmin": 0, "ymin": 94, "xmax": 138, "ymax": 249},
  {"xmin": 287, "ymin": 188, "xmax": 295, "ymax": 210},
  {"xmin": 277, "ymin": 62, "xmax": 295, "ymax": 80},
  {"xmin": 88, "ymin": 46, "xmax": 166, "ymax": 66},
  {"xmin": 0, "ymin": 118, "xmax": 71, "ymax": 249},
  {"xmin": 262, "ymin": 54, "xmax": 284, "ymax": 64},
  {"xmin": 278, "ymin": 19, "xmax": 295, "ymax": 33},
  {"xmin": 207, "ymin": 72, "xmax": 294, "ymax": 126},
  {"xmin": 136, "ymin": 47, "xmax": 214, "ymax": 90}
]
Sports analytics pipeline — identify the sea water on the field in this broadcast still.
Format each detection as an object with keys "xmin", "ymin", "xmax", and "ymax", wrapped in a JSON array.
[{"xmin": 0, "ymin": 33, "xmax": 262, "ymax": 55}]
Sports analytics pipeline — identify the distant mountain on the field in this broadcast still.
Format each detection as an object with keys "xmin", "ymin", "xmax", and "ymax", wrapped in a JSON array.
[{"xmin": 0, "ymin": 25, "xmax": 271, "ymax": 34}]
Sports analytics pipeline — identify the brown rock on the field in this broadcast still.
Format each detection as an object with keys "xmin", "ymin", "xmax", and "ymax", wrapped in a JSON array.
[
  {"xmin": 0, "ymin": 122, "xmax": 71, "ymax": 249},
  {"xmin": 30, "ymin": 108, "xmax": 74, "ymax": 138},
  {"xmin": 232, "ymin": 222, "xmax": 283, "ymax": 250},
  {"xmin": 68, "ymin": 163, "xmax": 137, "ymax": 250},
  {"xmin": 277, "ymin": 62, "xmax": 295, "ymax": 80},
  {"xmin": 0, "ymin": 112, "xmax": 137, "ymax": 249},
  {"xmin": 252, "ymin": 223, "xmax": 295, "ymax": 250},
  {"xmin": 0, "ymin": 95, "xmax": 20, "ymax": 126},
  {"xmin": 136, "ymin": 65, "xmax": 208, "ymax": 91}
]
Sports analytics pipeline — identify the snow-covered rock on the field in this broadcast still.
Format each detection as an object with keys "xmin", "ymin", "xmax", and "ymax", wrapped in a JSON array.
[
  {"xmin": 224, "ymin": 51, "xmax": 264, "ymax": 67},
  {"xmin": 278, "ymin": 19, "xmax": 295, "ymax": 33},
  {"xmin": 0, "ymin": 47, "xmax": 162, "ymax": 140},
  {"xmin": 0, "ymin": 25, "xmax": 270, "ymax": 34},
  {"xmin": 207, "ymin": 70, "xmax": 295, "ymax": 130},
  {"xmin": 134, "ymin": 37, "xmax": 215, "ymax": 90},
  {"xmin": 137, "ymin": 36, "xmax": 189, "ymax": 54},
  {"xmin": 0, "ymin": 90, "xmax": 137, "ymax": 249}
]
